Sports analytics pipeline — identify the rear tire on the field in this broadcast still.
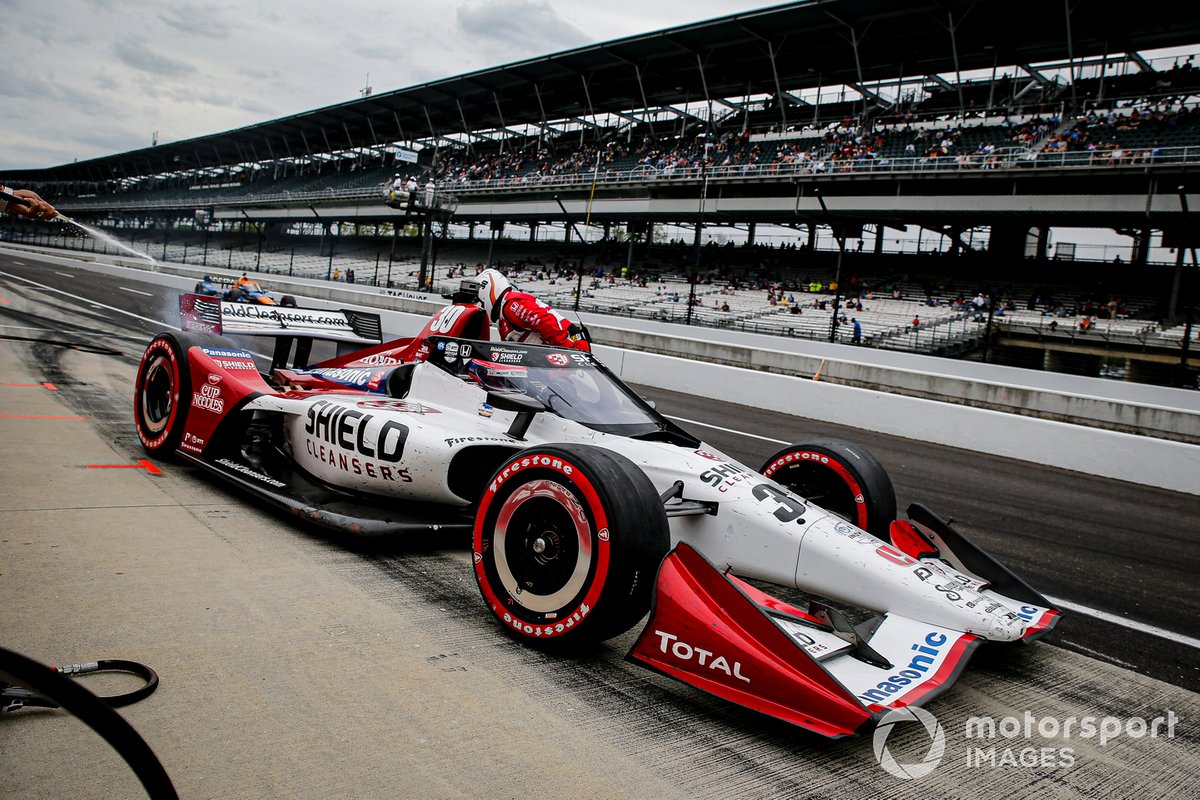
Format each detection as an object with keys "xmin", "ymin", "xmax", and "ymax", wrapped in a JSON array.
[
  {"xmin": 473, "ymin": 445, "xmax": 669, "ymax": 650},
  {"xmin": 760, "ymin": 438, "xmax": 896, "ymax": 537},
  {"xmin": 133, "ymin": 331, "xmax": 228, "ymax": 457}
]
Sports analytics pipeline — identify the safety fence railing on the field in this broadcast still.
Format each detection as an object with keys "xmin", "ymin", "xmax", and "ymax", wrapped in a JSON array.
[{"xmin": 54, "ymin": 144, "xmax": 1200, "ymax": 215}]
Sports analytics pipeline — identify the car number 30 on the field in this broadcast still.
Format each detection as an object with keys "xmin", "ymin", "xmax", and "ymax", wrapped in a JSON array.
[{"xmin": 430, "ymin": 305, "xmax": 467, "ymax": 333}]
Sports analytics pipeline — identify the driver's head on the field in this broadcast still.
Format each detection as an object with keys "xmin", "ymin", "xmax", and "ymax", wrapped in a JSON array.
[{"xmin": 477, "ymin": 269, "xmax": 512, "ymax": 322}]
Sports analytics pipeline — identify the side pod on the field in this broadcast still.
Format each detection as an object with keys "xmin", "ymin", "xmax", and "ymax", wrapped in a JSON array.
[{"xmin": 626, "ymin": 543, "xmax": 873, "ymax": 738}]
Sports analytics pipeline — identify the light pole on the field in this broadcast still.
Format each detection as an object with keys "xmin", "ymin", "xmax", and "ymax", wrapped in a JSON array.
[
  {"xmin": 814, "ymin": 188, "xmax": 847, "ymax": 343},
  {"xmin": 554, "ymin": 196, "xmax": 587, "ymax": 313}
]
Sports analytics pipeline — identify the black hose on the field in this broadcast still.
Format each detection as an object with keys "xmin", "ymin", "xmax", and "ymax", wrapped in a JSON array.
[{"xmin": 0, "ymin": 646, "xmax": 177, "ymax": 799}]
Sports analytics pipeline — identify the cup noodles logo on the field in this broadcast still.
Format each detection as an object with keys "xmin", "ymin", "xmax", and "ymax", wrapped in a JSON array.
[
  {"xmin": 193, "ymin": 380, "xmax": 224, "ymax": 414},
  {"xmin": 546, "ymin": 353, "xmax": 570, "ymax": 366}
]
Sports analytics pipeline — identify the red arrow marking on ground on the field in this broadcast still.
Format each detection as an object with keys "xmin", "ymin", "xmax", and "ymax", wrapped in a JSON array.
[
  {"xmin": 0, "ymin": 297, "xmax": 9, "ymax": 305},
  {"xmin": 1, "ymin": 382, "xmax": 58, "ymax": 390},
  {"xmin": 86, "ymin": 459, "xmax": 163, "ymax": 475}
]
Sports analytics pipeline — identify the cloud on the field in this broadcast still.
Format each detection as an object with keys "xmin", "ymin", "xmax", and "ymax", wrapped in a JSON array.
[
  {"xmin": 112, "ymin": 39, "xmax": 195, "ymax": 78},
  {"xmin": 159, "ymin": 5, "xmax": 233, "ymax": 39},
  {"xmin": 457, "ymin": 0, "xmax": 588, "ymax": 56}
]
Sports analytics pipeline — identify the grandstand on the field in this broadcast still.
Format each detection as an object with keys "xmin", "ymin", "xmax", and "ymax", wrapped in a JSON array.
[{"xmin": 2, "ymin": 0, "xmax": 1198, "ymax": 387}]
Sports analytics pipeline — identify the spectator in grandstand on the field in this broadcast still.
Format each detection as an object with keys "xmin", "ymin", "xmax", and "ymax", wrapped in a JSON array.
[
  {"xmin": 475, "ymin": 269, "xmax": 590, "ymax": 351},
  {"xmin": 0, "ymin": 185, "xmax": 57, "ymax": 219},
  {"xmin": 851, "ymin": 318, "xmax": 862, "ymax": 344},
  {"xmin": 912, "ymin": 314, "xmax": 921, "ymax": 330}
]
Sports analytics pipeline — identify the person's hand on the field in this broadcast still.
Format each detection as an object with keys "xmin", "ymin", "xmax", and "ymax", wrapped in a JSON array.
[{"xmin": 10, "ymin": 189, "xmax": 58, "ymax": 220}]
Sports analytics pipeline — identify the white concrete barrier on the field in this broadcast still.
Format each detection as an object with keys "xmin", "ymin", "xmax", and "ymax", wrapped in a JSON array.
[{"xmin": 594, "ymin": 344, "xmax": 1200, "ymax": 496}]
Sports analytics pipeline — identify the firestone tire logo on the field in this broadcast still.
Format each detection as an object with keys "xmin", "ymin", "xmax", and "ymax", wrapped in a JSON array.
[{"xmin": 872, "ymin": 706, "xmax": 946, "ymax": 779}]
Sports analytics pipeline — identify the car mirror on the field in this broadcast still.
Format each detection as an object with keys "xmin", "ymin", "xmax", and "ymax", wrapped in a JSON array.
[{"xmin": 486, "ymin": 391, "xmax": 545, "ymax": 440}]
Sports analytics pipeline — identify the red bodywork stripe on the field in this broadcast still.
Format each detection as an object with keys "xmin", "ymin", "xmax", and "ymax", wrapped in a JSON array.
[{"xmin": 629, "ymin": 543, "xmax": 870, "ymax": 738}]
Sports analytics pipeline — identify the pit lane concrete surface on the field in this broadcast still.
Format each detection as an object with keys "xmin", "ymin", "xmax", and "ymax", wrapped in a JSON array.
[{"xmin": 1, "ymin": 248, "xmax": 1197, "ymax": 799}]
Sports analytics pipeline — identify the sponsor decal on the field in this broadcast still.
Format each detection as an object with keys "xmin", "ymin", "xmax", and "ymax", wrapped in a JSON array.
[
  {"xmin": 436, "ymin": 341, "xmax": 446, "ymax": 351},
  {"xmin": 460, "ymin": 344, "xmax": 473, "ymax": 359},
  {"xmin": 212, "ymin": 358, "xmax": 256, "ymax": 371},
  {"xmin": 304, "ymin": 399, "xmax": 408, "ymax": 462},
  {"xmin": 445, "ymin": 341, "xmax": 461, "ymax": 360},
  {"xmin": 699, "ymin": 462, "xmax": 753, "ymax": 493},
  {"xmin": 478, "ymin": 402, "xmax": 494, "ymax": 418},
  {"xmin": 857, "ymin": 631, "xmax": 949, "ymax": 704},
  {"xmin": 652, "ymin": 630, "xmax": 751, "ymax": 683},
  {"xmin": 304, "ymin": 439, "xmax": 412, "ymax": 482},
  {"xmin": 214, "ymin": 458, "xmax": 286, "ymax": 487},
  {"xmin": 354, "ymin": 354, "xmax": 401, "ymax": 366},
  {"xmin": 597, "ymin": 528, "xmax": 610, "ymax": 542},
  {"xmin": 308, "ymin": 367, "xmax": 375, "ymax": 387},
  {"xmin": 763, "ymin": 450, "xmax": 830, "ymax": 477},
  {"xmin": 546, "ymin": 352, "xmax": 570, "ymax": 366},
  {"xmin": 498, "ymin": 603, "xmax": 589, "ymax": 637},
  {"xmin": 876, "ymin": 544, "xmax": 919, "ymax": 567},
  {"xmin": 180, "ymin": 431, "xmax": 207, "ymax": 454},
  {"xmin": 1016, "ymin": 605, "xmax": 1041, "ymax": 623},
  {"xmin": 358, "ymin": 399, "xmax": 437, "ymax": 413},
  {"xmin": 221, "ymin": 303, "xmax": 351, "ymax": 331},
  {"xmin": 366, "ymin": 368, "xmax": 390, "ymax": 390},
  {"xmin": 487, "ymin": 454, "xmax": 574, "ymax": 493},
  {"xmin": 912, "ymin": 564, "xmax": 978, "ymax": 603},
  {"xmin": 488, "ymin": 349, "xmax": 525, "ymax": 364},
  {"xmin": 201, "ymin": 347, "xmax": 254, "ymax": 359},
  {"xmin": 693, "ymin": 449, "xmax": 722, "ymax": 461},
  {"xmin": 444, "ymin": 435, "xmax": 512, "ymax": 446},
  {"xmin": 192, "ymin": 377, "xmax": 225, "ymax": 414}
]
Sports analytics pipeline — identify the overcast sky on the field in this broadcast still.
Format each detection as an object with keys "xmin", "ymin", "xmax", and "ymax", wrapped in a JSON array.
[{"xmin": 0, "ymin": 0, "xmax": 780, "ymax": 170}]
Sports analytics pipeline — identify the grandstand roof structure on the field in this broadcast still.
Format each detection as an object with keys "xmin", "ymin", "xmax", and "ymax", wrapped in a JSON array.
[{"xmin": 8, "ymin": 0, "xmax": 1200, "ymax": 184}]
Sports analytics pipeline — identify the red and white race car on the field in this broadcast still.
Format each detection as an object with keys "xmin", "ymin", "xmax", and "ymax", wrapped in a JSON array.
[{"xmin": 134, "ymin": 287, "xmax": 1059, "ymax": 738}]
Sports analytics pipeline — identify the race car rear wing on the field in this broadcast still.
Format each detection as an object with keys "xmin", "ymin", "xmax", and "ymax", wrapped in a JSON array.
[{"xmin": 179, "ymin": 293, "xmax": 383, "ymax": 368}]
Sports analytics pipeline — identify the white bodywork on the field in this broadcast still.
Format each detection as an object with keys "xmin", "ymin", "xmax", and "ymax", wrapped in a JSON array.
[{"xmin": 246, "ymin": 349, "xmax": 1052, "ymax": 650}]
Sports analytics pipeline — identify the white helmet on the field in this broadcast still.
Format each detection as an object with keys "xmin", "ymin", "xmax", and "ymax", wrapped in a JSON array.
[{"xmin": 477, "ymin": 269, "xmax": 512, "ymax": 321}]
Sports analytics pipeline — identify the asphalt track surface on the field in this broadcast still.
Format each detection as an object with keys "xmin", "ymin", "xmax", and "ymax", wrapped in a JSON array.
[{"xmin": 2, "ymin": 247, "xmax": 1197, "ymax": 798}]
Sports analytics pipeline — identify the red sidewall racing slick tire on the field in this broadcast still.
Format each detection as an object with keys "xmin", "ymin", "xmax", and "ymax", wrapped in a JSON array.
[
  {"xmin": 474, "ymin": 445, "xmax": 670, "ymax": 650},
  {"xmin": 759, "ymin": 438, "xmax": 896, "ymax": 538},
  {"xmin": 134, "ymin": 331, "xmax": 220, "ymax": 457}
]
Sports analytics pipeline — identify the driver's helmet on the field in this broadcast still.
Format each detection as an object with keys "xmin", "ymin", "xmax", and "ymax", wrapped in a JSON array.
[
  {"xmin": 477, "ymin": 269, "xmax": 512, "ymax": 322},
  {"xmin": 467, "ymin": 358, "xmax": 527, "ymax": 394}
]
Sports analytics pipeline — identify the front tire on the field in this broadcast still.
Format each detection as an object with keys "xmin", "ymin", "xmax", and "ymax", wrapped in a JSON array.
[
  {"xmin": 473, "ymin": 445, "xmax": 669, "ymax": 650},
  {"xmin": 760, "ymin": 438, "xmax": 896, "ymax": 537}
]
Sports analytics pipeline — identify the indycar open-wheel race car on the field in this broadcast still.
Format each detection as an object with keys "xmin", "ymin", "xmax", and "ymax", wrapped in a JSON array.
[{"xmin": 133, "ymin": 289, "xmax": 1060, "ymax": 738}]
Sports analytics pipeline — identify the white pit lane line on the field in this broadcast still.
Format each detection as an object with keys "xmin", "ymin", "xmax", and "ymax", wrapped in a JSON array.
[
  {"xmin": 120, "ymin": 286, "xmax": 154, "ymax": 297},
  {"xmin": 667, "ymin": 412, "xmax": 1200, "ymax": 651},
  {"xmin": 0, "ymin": 271, "xmax": 179, "ymax": 330}
]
